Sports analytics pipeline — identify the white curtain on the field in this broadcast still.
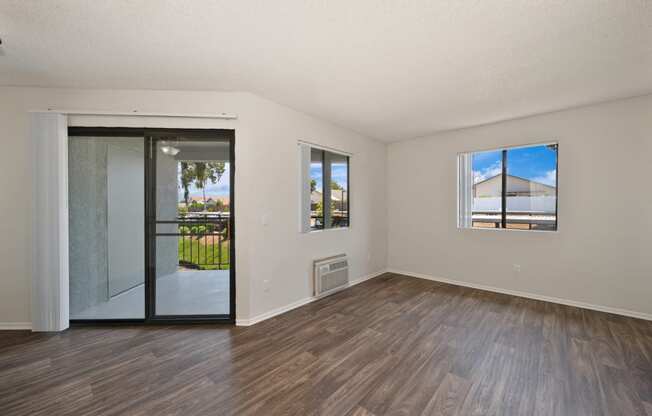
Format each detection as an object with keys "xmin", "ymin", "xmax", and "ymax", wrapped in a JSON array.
[
  {"xmin": 298, "ymin": 143, "xmax": 312, "ymax": 233},
  {"xmin": 457, "ymin": 153, "xmax": 473, "ymax": 228},
  {"xmin": 30, "ymin": 112, "xmax": 70, "ymax": 331}
]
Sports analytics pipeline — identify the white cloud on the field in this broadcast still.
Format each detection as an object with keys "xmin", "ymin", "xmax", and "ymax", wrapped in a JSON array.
[
  {"xmin": 473, "ymin": 161, "xmax": 502, "ymax": 184},
  {"xmin": 532, "ymin": 169, "xmax": 556, "ymax": 186}
]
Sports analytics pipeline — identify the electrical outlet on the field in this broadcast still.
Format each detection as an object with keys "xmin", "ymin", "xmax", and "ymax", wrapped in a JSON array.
[
  {"xmin": 263, "ymin": 279, "xmax": 271, "ymax": 293},
  {"xmin": 513, "ymin": 264, "xmax": 521, "ymax": 273}
]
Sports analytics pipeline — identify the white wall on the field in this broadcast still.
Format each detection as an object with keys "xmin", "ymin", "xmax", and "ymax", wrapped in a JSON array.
[
  {"xmin": 106, "ymin": 140, "xmax": 145, "ymax": 297},
  {"xmin": 4, "ymin": 86, "xmax": 649, "ymax": 326},
  {"xmin": 0, "ymin": 87, "xmax": 388, "ymax": 326},
  {"xmin": 388, "ymin": 95, "xmax": 652, "ymax": 317}
]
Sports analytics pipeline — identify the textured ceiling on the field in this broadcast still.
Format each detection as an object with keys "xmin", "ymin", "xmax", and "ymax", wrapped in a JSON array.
[{"xmin": 1, "ymin": 1, "xmax": 651, "ymax": 141}]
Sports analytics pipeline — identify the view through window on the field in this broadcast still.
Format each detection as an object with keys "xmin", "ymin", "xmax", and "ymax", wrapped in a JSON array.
[
  {"xmin": 307, "ymin": 147, "xmax": 350, "ymax": 231},
  {"xmin": 459, "ymin": 143, "xmax": 558, "ymax": 231}
]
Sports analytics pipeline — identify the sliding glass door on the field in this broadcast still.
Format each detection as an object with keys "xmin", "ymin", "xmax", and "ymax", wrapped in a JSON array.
[{"xmin": 68, "ymin": 128, "xmax": 235, "ymax": 323}]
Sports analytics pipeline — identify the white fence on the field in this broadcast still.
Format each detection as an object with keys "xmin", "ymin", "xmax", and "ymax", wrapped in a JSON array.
[{"xmin": 473, "ymin": 196, "xmax": 556, "ymax": 213}]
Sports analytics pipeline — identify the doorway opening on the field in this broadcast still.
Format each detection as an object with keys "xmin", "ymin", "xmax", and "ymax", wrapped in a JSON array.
[{"xmin": 68, "ymin": 128, "xmax": 235, "ymax": 324}]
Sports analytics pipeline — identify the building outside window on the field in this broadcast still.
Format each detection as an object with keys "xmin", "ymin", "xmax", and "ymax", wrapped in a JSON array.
[
  {"xmin": 458, "ymin": 143, "xmax": 558, "ymax": 231},
  {"xmin": 299, "ymin": 143, "xmax": 350, "ymax": 232}
]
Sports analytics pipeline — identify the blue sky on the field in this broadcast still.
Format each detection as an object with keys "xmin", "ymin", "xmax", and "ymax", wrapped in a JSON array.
[
  {"xmin": 311, "ymin": 162, "xmax": 348, "ymax": 192},
  {"xmin": 472, "ymin": 145, "xmax": 557, "ymax": 186},
  {"xmin": 177, "ymin": 147, "xmax": 552, "ymax": 198}
]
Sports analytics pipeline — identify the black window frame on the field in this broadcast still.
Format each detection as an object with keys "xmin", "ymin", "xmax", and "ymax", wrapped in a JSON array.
[
  {"xmin": 308, "ymin": 147, "xmax": 350, "ymax": 232},
  {"xmin": 466, "ymin": 142, "xmax": 558, "ymax": 232}
]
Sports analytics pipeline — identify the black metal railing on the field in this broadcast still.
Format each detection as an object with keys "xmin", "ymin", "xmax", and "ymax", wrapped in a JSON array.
[{"xmin": 177, "ymin": 214, "xmax": 230, "ymax": 270}]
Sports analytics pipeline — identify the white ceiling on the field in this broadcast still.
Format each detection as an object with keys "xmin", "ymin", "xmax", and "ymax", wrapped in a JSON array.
[{"xmin": 1, "ymin": 1, "xmax": 651, "ymax": 142}]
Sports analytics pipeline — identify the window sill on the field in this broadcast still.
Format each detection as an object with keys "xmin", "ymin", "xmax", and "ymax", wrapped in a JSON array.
[
  {"xmin": 306, "ymin": 226, "xmax": 350, "ymax": 234},
  {"xmin": 458, "ymin": 226, "xmax": 558, "ymax": 234}
]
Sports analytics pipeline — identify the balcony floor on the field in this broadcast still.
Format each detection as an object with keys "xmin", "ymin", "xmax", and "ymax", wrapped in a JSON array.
[{"xmin": 71, "ymin": 269, "xmax": 230, "ymax": 319}]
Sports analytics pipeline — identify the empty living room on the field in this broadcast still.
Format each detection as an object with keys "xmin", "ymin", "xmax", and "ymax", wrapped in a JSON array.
[{"xmin": 1, "ymin": 1, "xmax": 652, "ymax": 415}]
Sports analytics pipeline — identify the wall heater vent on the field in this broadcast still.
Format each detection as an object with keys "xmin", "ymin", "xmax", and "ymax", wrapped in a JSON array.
[{"xmin": 314, "ymin": 254, "xmax": 349, "ymax": 298}]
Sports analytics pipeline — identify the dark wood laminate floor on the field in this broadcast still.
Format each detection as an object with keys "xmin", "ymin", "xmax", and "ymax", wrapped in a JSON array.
[{"xmin": 2, "ymin": 273, "xmax": 652, "ymax": 416}]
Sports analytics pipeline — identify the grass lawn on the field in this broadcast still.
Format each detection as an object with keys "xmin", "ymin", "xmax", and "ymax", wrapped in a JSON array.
[{"xmin": 178, "ymin": 236, "xmax": 230, "ymax": 270}]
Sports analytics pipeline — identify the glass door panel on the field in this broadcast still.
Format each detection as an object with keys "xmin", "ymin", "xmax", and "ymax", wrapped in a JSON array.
[
  {"xmin": 151, "ymin": 137, "xmax": 232, "ymax": 317},
  {"xmin": 68, "ymin": 136, "xmax": 145, "ymax": 319}
]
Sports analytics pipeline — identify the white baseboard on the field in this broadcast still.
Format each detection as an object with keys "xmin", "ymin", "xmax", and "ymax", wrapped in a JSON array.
[
  {"xmin": 236, "ymin": 269, "xmax": 387, "ymax": 326},
  {"xmin": 387, "ymin": 268, "xmax": 652, "ymax": 322},
  {"xmin": 0, "ymin": 322, "xmax": 32, "ymax": 330}
]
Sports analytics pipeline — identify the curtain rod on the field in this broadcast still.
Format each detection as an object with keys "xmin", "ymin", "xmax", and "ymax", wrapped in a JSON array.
[
  {"xmin": 298, "ymin": 140, "xmax": 352, "ymax": 156},
  {"xmin": 29, "ymin": 109, "xmax": 238, "ymax": 120}
]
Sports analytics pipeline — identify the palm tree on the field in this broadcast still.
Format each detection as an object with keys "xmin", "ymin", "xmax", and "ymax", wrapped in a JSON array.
[
  {"xmin": 180, "ymin": 162, "xmax": 194, "ymax": 209},
  {"xmin": 193, "ymin": 162, "xmax": 226, "ymax": 208}
]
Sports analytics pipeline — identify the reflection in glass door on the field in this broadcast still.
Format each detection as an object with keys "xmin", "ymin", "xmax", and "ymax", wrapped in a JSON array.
[
  {"xmin": 149, "ymin": 134, "xmax": 234, "ymax": 319},
  {"xmin": 68, "ymin": 134, "xmax": 145, "ymax": 320}
]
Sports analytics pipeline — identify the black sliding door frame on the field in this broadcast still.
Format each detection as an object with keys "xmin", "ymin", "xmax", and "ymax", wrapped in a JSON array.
[
  {"xmin": 68, "ymin": 127, "xmax": 235, "ymax": 325},
  {"xmin": 147, "ymin": 130, "xmax": 235, "ymax": 323}
]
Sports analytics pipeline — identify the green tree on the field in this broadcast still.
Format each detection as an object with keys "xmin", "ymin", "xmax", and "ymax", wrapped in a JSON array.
[
  {"xmin": 314, "ymin": 201, "xmax": 323, "ymax": 218},
  {"xmin": 310, "ymin": 179, "xmax": 317, "ymax": 193},
  {"xmin": 213, "ymin": 162, "xmax": 226, "ymax": 183},
  {"xmin": 180, "ymin": 162, "xmax": 195, "ymax": 208},
  {"xmin": 331, "ymin": 181, "xmax": 342, "ymax": 190},
  {"xmin": 193, "ymin": 162, "xmax": 226, "ymax": 207}
]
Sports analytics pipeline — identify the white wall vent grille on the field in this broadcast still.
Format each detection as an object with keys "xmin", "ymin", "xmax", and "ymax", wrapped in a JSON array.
[{"xmin": 314, "ymin": 254, "xmax": 349, "ymax": 298}]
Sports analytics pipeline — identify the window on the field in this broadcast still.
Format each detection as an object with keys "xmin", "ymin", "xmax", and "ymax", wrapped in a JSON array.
[
  {"xmin": 458, "ymin": 143, "xmax": 558, "ymax": 231},
  {"xmin": 299, "ymin": 143, "xmax": 350, "ymax": 232}
]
